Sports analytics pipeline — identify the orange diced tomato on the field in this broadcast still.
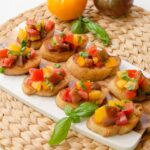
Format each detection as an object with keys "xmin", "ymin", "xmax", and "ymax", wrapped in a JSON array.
[
  {"xmin": 125, "ymin": 90, "xmax": 137, "ymax": 99},
  {"xmin": 128, "ymin": 70, "xmax": 138, "ymax": 78},
  {"xmin": 0, "ymin": 49, "xmax": 8, "ymax": 58},
  {"xmin": 30, "ymin": 69, "xmax": 44, "ymax": 81},
  {"xmin": 87, "ymin": 45, "xmax": 98, "ymax": 57}
]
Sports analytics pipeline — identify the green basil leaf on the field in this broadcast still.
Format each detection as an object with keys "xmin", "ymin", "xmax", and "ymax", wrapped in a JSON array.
[
  {"xmin": 79, "ymin": 52, "xmax": 89, "ymax": 58},
  {"xmin": 21, "ymin": 40, "xmax": 27, "ymax": 52},
  {"xmin": 49, "ymin": 117, "xmax": 71, "ymax": 146},
  {"xmin": 71, "ymin": 19, "xmax": 88, "ymax": 34},
  {"xmin": 85, "ymin": 21, "xmax": 110, "ymax": 46},
  {"xmin": 54, "ymin": 63, "xmax": 61, "ymax": 68},
  {"xmin": 64, "ymin": 105, "xmax": 73, "ymax": 116},
  {"xmin": 121, "ymin": 71, "xmax": 130, "ymax": 81},
  {"xmin": 0, "ymin": 67, "xmax": 5, "ymax": 73},
  {"xmin": 70, "ymin": 115, "xmax": 81, "ymax": 123},
  {"xmin": 72, "ymin": 102, "xmax": 98, "ymax": 118}
]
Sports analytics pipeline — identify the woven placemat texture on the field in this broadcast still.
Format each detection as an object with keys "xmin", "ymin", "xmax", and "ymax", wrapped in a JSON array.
[{"xmin": 0, "ymin": 1, "xmax": 150, "ymax": 149}]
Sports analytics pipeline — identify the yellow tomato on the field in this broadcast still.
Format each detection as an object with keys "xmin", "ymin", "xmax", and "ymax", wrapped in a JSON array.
[{"xmin": 47, "ymin": 0, "xmax": 87, "ymax": 21}]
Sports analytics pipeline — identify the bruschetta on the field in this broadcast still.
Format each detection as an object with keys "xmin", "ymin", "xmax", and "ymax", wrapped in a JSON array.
[
  {"xmin": 22, "ymin": 64, "xmax": 68, "ymax": 96},
  {"xmin": 0, "ymin": 42, "xmax": 40, "ymax": 75},
  {"xmin": 66, "ymin": 45, "xmax": 121, "ymax": 81},
  {"xmin": 40, "ymin": 33, "xmax": 87, "ymax": 62},
  {"xmin": 87, "ymin": 99, "xmax": 143, "ymax": 137},
  {"xmin": 108, "ymin": 70, "xmax": 150, "ymax": 101},
  {"xmin": 56, "ymin": 80, "xmax": 108, "ymax": 109},
  {"xmin": 17, "ymin": 19, "xmax": 55, "ymax": 50}
]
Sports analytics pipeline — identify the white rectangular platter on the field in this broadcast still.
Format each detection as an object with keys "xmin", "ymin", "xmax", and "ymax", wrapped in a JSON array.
[{"xmin": 0, "ymin": 59, "xmax": 149, "ymax": 150}]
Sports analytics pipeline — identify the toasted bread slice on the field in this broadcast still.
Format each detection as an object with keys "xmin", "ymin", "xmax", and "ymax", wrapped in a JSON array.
[
  {"xmin": 66, "ymin": 55, "xmax": 121, "ymax": 81},
  {"xmin": 87, "ymin": 104, "xmax": 143, "ymax": 137},
  {"xmin": 4, "ymin": 55, "xmax": 41, "ymax": 75},
  {"xmin": 22, "ymin": 76, "xmax": 68, "ymax": 97}
]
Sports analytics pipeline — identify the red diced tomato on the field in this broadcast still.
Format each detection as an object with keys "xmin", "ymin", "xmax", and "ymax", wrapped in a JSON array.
[
  {"xmin": 128, "ymin": 70, "xmax": 139, "ymax": 78},
  {"xmin": 29, "ymin": 49, "xmax": 36, "ymax": 59},
  {"xmin": 30, "ymin": 69, "xmax": 44, "ymax": 81},
  {"xmin": 64, "ymin": 34, "xmax": 73, "ymax": 44},
  {"xmin": 0, "ymin": 49, "xmax": 8, "ymax": 58},
  {"xmin": 138, "ymin": 75, "xmax": 145, "ymax": 87},
  {"xmin": 44, "ymin": 20, "xmax": 55, "ymax": 32},
  {"xmin": 63, "ymin": 88, "xmax": 72, "ymax": 102},
  {"xmin": 49, "ymin": 72, "xmax": 60, "ymax": 84},
  {"xmin": 123, "ymin": 102, "xmax": 134, "ymax": 116},
  {"xmin": 125, "ymin": 90, "xmax": 137, "ymax": 99},
  {"xmin": 115, "ymin": 111, "xmax": 128, "ymax": 126},
  {"xmin": 0, "ymin": 57, "xmax": 14, "ymax": 67},
  {"xmin": 87, "ymin": 45, "xmax": 98, "ymax": 57},
  {"xmin": 78, "ymin": 90, "xmax": 88, "ymax": 100},
  {"xmin": 27, "ymin": 28, "xmax": 40, "ymax": 36},
  {"xmin": 83, "ymin": 82, "xmax": 92, "ymax": 92}
]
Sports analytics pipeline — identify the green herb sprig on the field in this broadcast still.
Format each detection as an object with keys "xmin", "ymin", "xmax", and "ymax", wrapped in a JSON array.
[
  {"xmin": 49, "ymin": 102, "xmax": 98, "ymax": 146},
  {"xmin": 71, "ymin": 17, "xmax": 110, "ymax": 46}
]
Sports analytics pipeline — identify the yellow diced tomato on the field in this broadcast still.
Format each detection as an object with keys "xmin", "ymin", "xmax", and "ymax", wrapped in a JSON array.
[
  {"xmin": 89, "ymin": 90, "xmax": 103, "ymax": 101},
  {"xmin": 43, "ymin": 68, "xmax": 52, "ymax": 78},
  {"xmin": 8, "ymin": 44, "xmax": 21, "ymax": 52},
  {"xmin": 116, "ymin": 79, "xmax": 127, "ymax": 89},
  {"xmin": 76, "ymin": 82, "xmax": 81, "ymax": 90},
  {"xmin": 77, "ymin": 56, "xmax": 85, "ymax": 67},
  {"xmin": 40, "ymin": 20, "xmax": 45, "ymax": 28},
  {"xmin": 94, "ymin": 106, "xmax": 107, "ymax": 124},
  {"xmin": 35, "ymin": 23, "xmax": 41, "ymax": 31},
  {"xmin": 42, "ymin": 82, "xmax": 49, "ymax": 90},
  {"xmin": 105, "ymin": 57, "xmax": 118, "ymax": 68},
  {"xmin": 32, "ymin": 81, "xmax": 42, "ymax": 91},
  {"xmin": 108, "ymin": 100, "xmax": 124, "ymax": 107},
  {"xmin": 93, "ymin": 57, "xmax": 99, "ymax": 64},
  {"xmin": 73, "ymin": 35, "xmax": 82, "ymax": 46},
  {"xmin": 18, "ymin": 29, "xmax": 27, "ymax": 42}
]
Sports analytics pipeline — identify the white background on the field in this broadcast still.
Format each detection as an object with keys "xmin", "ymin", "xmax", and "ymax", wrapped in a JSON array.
[
  {"xmin": 0, "ymin": 0, "xmax": 149, "ymax": 150},
  {"xmin": 0, "ymin": 0, "xmax": 149, "ymax": 25}
]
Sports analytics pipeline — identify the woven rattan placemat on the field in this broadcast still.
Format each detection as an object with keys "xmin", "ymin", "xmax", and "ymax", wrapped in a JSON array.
[{"xmin": 0, "ymin": 1, "xmax": 150, "ymax": 150}]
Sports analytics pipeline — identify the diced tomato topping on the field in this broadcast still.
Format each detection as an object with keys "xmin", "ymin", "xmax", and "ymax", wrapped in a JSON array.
[
  {"xmin": 83, "ymin": 82, "xmax": 92, "ymax": 92},
  {"xmin": 29, "ymin": 49, "xmax": 36, "ymax": 59},
  {"xmin": 78, "ymin": 90, "xmax": 88, "ymax": 100},
  {"xmin": 138, "ymin": 75, "xmax": 145, "ymax": 87},
  {"xmin": 128, "ymin": 70, "xmax": 139, "ymax": 78},
  {"xmin": 30, "ymin": 69, "xmax": 44, "ymax": 81},
  {"xmin": 26, "ymin": 78, "xmax": 33, "ymax": 86},
  {"xmin": 0, "ymin": 49, "xmax": 8, "ymax": 58},
  {"xmin": 63, "ymin": 34, "xmax": 73, "ymax": 44},
  {"xmin": 125, "ymin": 90, "xmax": 137, "ymax": 99},
  {"xmin": 63, "ymin": 88, "xmax": 72, "ymax": 102},
  {"xmin": 27, "ymin": 28, "xmax": 40, "ymax": 36},
  {"xmin": 96, "ymin": 61, "xmax": 103, "ymax": 68},
  {"xmin": 44, "ymin": 20, "xmax": 55, "ymax": 32},
  {"xmin": 123, "ymin": 102, "xmax": 134, "ymax": 116},
  {"xmin": 115, "ymin": 111, "xmax": 128, "ymax": 126},
  {"xmin": 0, "ymin": 57, "xmax": 14, "ymax": 67},
  {"xmin": 87, "ymin": 45, "xmax": 98, "ymax": 57}
]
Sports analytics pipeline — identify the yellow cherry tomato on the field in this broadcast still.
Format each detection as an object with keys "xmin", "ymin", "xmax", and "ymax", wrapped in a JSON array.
[{"xmin": 47, "ymin": 0, "xmax": 87, "ymax": 21}]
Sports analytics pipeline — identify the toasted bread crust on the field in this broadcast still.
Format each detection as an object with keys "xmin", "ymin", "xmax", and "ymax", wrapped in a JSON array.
[
  {"xmin": 22, "ymin": 76, "xmax": 68, "ymax": 97},
  {"xmin": 4, "ymin": 55, "xmax": 41, "ymax": 75},
  {"xmin": 56, "ymin": 89, "xmax": 80, "ymax": 109},
  {"xmin": 66, "ymin": 55, "xmax": 121, "ymax": 81},
  {"xmin": 87, "ymin": 104, "xmax": 143, "ymax": 137},
  {"xmin": 108, "ymin": 77, "xmax": 150, "ymax": 101}
]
